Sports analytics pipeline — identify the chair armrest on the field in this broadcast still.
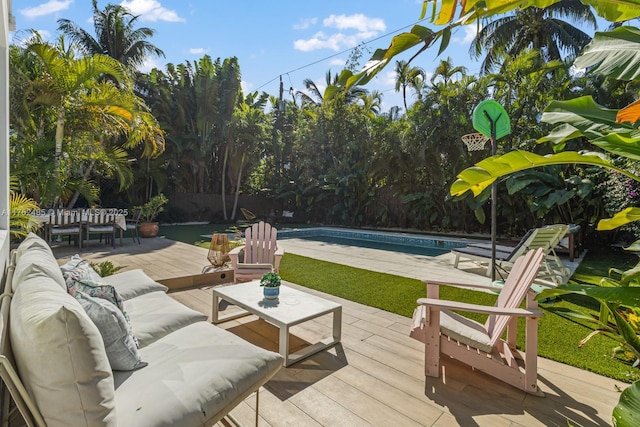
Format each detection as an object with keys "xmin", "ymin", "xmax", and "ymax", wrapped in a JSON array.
[
  {"xmin": 229, "ymin": 246, "xmax": 244, "ymax": 255},
  {"xmin": 417, "ymin": 298, "xmax": 543, "ymax": 317},
  {"xmin": 228, "ymin": 246, "xmax": 245, "ymax": 269},
  {"xmin": 273, "ymin": 247, "xmax": 285, "ymax": 273}
]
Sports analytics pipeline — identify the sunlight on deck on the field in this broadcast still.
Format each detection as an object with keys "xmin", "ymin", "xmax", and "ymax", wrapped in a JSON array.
[{"xmin": 50, "ymin": 237, "xmax": 620, "ymax": 427}]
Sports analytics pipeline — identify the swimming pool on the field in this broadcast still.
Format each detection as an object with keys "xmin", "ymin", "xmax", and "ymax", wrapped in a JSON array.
[{"xmin": 277, "ymin": 227, "xmax": 480, "ymax": 257}]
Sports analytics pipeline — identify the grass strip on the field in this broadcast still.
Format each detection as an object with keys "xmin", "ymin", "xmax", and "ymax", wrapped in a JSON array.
[{"xmin": 279, "ymin": 252, "xmax": 639, "ymax": 383}]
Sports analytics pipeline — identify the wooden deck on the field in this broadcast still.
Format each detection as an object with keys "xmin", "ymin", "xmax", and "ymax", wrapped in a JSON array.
[{"xmin": 51, "ymin": 237, "xmax": 624, "ymax": 427}]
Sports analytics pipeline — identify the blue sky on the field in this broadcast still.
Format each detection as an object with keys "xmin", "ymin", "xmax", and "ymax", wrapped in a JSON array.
[
  {"xmin": 13, "ymin": 0, "xmax": 490, "ymax": 111},
  {"xmin": 13, "ymin": 1, "xmax": 603, "ymax": 112}
]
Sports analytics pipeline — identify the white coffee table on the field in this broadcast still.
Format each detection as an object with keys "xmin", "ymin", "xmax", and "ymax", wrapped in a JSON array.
[{"xmin": 212, "ymin": 281, "xmax": 342, "ymax": 367}]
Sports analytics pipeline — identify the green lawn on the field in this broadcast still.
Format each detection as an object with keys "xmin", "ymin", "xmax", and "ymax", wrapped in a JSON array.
[{"xmin": 279, "ymin": 249, "xmax": 640, "ymax": 383}]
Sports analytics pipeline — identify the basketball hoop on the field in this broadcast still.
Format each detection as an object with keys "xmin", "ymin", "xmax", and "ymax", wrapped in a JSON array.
[{"xmin": 461, "ymin": 133, "xmax": 490, "ymax": 151}]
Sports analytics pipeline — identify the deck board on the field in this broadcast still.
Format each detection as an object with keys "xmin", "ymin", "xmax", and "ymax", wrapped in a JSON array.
[{"xmin": 50, "ymin": 237, "xmax": 623, "ymax": 427}]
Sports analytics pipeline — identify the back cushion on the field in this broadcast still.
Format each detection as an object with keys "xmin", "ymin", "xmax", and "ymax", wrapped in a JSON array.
[
  {"xmin": 13, "ymin": 233, "xmax": 66, "ymax": 292},
  {"xmin": 10, "ymin": 273, "xmax": 117, "ymax": 427}
]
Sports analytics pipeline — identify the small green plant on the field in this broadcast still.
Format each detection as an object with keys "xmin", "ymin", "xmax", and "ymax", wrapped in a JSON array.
[
  {"xmin": 260, "ymin": 272, "xmax": 281, "ymax": 288},
  {"xmin": 90, "ymin": 260, "xmax": 122, "ymax": 277},
  {"xmin": 135, "ymin": 193, "xmax": 168, "ymax": 223}
]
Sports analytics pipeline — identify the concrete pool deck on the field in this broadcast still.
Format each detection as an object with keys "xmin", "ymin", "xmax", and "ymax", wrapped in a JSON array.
[{"xmin": 278, "ymin": 237, "xmax": 583, "ymax": 287}]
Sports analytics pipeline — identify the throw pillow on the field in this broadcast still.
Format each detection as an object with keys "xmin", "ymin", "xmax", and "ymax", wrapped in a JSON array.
[
  {"xmin": 74, "ymin": 291, "xmax": 148, "ymax": 371},
  {"xmin": 60, "ymin": 254, "xmax": 103, "ymax": 282},
  {"xmin": 62, "ymin": 255, "xmax": 138, "ymax": 346}
]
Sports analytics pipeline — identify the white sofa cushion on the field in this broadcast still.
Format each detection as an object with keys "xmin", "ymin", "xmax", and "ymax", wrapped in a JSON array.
[
  {"xmin": 10, "ymin": 274, "xmax": 116, "ymax": 427},
  {"xmin": 124, "ymin": 291, "xmax": 207, "ymax": 348},
  {"xmin": 13, "ymin": 233, "xmax": 66, "ymax": 292},
  {"xmin": 75, "ymin": 292, "xmax": 147, "ymax": 371},
  {"xmin": 101, "ymin": 269, "xmax": 168, "ymax": 300},
  {"xmin": 114, "ymin": 321, "xmax": 283, "ymax": 427}
]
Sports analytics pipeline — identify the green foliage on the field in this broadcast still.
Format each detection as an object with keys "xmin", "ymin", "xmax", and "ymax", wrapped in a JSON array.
[
  {"xmin": 614, "ymin": 381, "xmax": 640, "ymax": 427},
  {"xmin": 259, "ymin": 272, "xmax": 281, "ymax": 288},
  {"xmin": 89, "ymin": 260, "xmax": 122, "ymax": 277},
  {"xmin": 135, "ymin": 193, "xmax": 168, "ymax": 222},
  {"xmin": 8, "ymin": 176, "xmax": 42, "ymax": 238}
]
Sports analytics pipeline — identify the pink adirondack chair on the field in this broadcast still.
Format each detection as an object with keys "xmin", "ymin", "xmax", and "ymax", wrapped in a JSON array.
[
  {"xmin": 229, "ymin": 221, "xmax": 284, "ymax": 283},
  {"xmin": 410, "ymin": 248, "xmax": 546, "ymax": 396}
]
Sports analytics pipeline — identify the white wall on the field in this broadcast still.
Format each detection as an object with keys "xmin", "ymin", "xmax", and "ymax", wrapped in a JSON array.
[
  {"xmin": 0, "ymin": 0, "xmax": 11, "ymax": 275},
  {"xmin": 0, "ymin": 0, "xmax": 9, "ymax": 232}
]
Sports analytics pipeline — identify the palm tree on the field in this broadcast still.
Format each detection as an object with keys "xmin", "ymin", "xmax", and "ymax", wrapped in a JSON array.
[
  {"xmin": 394, "ymin": 60, "xmax": 426, "ymax": 111},
  {"xmin": 430, "ymin": 57, "xmax": 467, "ymax": 86},
  {"xmin": 470, "ymin": 0, "xmax": 596, "ymax": 74},
  {"xmin": 57, "ymin": 0, "xmax": 165, "ymax": 70},
  {"xmin": 15, "ymin": 35, "xmax": 163, "ymax": 206},
  {"xmin": 297, "ymin": 70, "xmax": 368, "ymax": 106}
]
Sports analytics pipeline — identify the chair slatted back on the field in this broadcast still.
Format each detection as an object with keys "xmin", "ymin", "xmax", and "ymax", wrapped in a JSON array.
[
  {"xmin": 508, "ymin": 225, "xmax": 569, "ymax": 261},
  {"xmin": 49, "ymin": 209, "xmax": 82, "ymax": 227},
  {"xmin": 87, "ymin": 211, "xmax": 116, "ymax": 227},
  {"xmin": 485, "ymin": 248, "xmax": 545, "ymax": 345},
  {"xmin": 243, "ymin": 222, "xmax": 278, "ymax": 265}
]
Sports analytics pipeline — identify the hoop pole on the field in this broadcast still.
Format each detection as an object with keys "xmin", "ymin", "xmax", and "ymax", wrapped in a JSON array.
[{"xmin": 485, "ymin": 112, "xmax": 499, "ymax": 282}]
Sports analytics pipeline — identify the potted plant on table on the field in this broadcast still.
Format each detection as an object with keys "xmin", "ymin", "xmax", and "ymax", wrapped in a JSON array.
[
  {"xmin": 135, "ymin": 193, "xmax": 168, "ymax": 238},
  {"xmin": 260, "ymin": 272, "xmax": 281, "ymax": 299}
]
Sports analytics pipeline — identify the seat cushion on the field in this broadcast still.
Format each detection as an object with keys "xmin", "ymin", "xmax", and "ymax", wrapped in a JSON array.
[
  {"xmin": 13, "ymin": 233, "xmax": 66, "ymax": 292},
  {"xmin": 101, "ymin": 269, "xmax": 168, "ymax": 300},
  {"xmin": 114, "ymin": 322, "xmax": 283, "ymax": 427},
  {"xmin": 440, "ymin": 309, "xmax": 493, "ymax": 353},
  {"xmin": 75, "ymin": 292, "xmax": 147, "ymax": 371},
  {"xmin": 10, "ymin": 274, "xmax": 116, "ymax": 427},
  {"xmin": 124, "ymin": 291, "xmax": 207, "ymax": 348}
]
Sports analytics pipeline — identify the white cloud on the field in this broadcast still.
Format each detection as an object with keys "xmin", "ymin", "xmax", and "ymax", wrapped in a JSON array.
[
  {"xmin": 137, "ymin": 57, "xmax": 163, "ymax": 73},
  {"xmin": 20, "ymin": 0, "xmax": 73, "ymax": 19},
  {"xmin": 189, "ymin": 48, "xmax": 206, "ymax": 55},
  {"xmin": 329, "ymin": 58, "xmax": 346, "ymax": 67},
  {"xmin": 382, "ymin": 70, "xmax": 396, "ymax": 87},
  {"xmin": 323, "ymin": 14, "xmax": 385, "ymax": 32},
  {"xmin": 294, "ymin": 13, "xmax": 385, "ymax": 52},
  {"xmin": 453, "ymin": 24, "xmax": 479, "ymax": 45},
  {"xmin": 293, "ymin": 17, "xmax": 318, "ymax": 30},
  {"xmin": 294, "ymin": 31, "xmax": 361, "ymax": 52},
  {"xmin": 120, "ymin": 0, "xmax": 185, "ymax": 22}
]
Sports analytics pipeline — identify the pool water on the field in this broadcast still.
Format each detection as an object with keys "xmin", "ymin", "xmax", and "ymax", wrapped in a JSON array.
[
  {"xmin": 277, "ymin": 227, "xmax": 473, "ymax": 257},
  {"xmin": 160, "ymin": 223, "xmax": 476, "ymax": 257}
]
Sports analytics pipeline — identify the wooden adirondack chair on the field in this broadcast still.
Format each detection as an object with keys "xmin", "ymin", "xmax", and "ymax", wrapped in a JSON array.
[
  {"xmin": 229, "ymin": 221, "xmax": 284, "ymax": 283},
  {"xmin": 411, "ymin": 248, "xmax": 546, "ymax": 396}
]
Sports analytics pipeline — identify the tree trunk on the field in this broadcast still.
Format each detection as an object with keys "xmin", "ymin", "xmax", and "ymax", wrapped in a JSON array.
[
  {"xmin": 66, "ymin": 160, "xmax": 96, "ymax": 209},
  {"xmin": 51, "ymin": 107, "xmax": 66, "ymax": 207},
  {"xmin": 221, "ymin": 144, "xmax": 229, "ymax": 220},
  {"xmin": 54, "ymin": 107, "xmax": 65, "ymax": 169},
  {"xmin": 230, "ymin": 153, "xmax": 245, "ymax": 220}
]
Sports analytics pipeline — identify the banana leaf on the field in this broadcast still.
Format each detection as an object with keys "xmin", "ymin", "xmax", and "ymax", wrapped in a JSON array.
[
  {"xmin": 450, "ymin": 150, "xmax": 640, "ymax": 197},
  {"xmin": 598, "ymin": 208, "xmax": 640, "ymax": 230},
  {"xmin": 613, "ymin": 381, "xmax": 640, "ymax": 427},
  {"xmin": 537, "ymin": 284, "xmax": 640, "ymax": 307},
  {"xmin": 574, "ymin": 27, "xmax": 640, "ymax": 81}
]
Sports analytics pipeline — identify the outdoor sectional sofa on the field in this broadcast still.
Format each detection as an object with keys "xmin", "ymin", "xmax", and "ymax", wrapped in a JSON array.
[{"xmin": 0, "ymin": 233, "xmax": 283, "ymax": 426}]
